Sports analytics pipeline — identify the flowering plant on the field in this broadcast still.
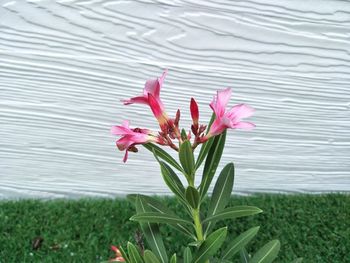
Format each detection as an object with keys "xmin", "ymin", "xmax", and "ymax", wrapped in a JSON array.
[{"xmin": 108, "ymin": 71, "xmax": 302, "ymax": 263}]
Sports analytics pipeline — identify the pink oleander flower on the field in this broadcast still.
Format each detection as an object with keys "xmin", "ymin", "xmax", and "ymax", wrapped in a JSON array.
[
  {"xmin": 111, "ymin": 120, "xmax": 160, "ymax": 162},
  {"xmin": 109, "ymin": 245, "xmax": 125, "ymax": 262},
  {"xmin": 123, "ymin": 70, "xmax": 169, "ymax": 132},
  {"xmin": 207, "ymin": 88, "xmax": 255, "ymax": 137}
]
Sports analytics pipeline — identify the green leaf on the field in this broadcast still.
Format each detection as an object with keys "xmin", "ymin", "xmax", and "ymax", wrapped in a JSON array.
[
  {"xmin": 205, "ymin": 163, "xmax": 235, "ymax": 235},
  {"xmin": 128, "ymin": 194, "xmax": 195, "ymax": 239},
  {"xmin": 192, "ymin": 227, "xmax": 227, "ymax": 263},
  {"xmin": 127, "ymin": 242, "xmax": 144, "ymax": 263},
  {"xmin": 188, "ymin": 240, "xmax": 204, "ymax": 247},
  {"xmin": 135, "ymin": 196, "xmax": 168, "ymax": 263},
  {"xmin": 119, "ymin": 246, "xmax": 130, "ymax": 263},
  {"xmin": 179, "ymin": 140, "xmax": 195, "ymax": 178},
  {"xmin": 291, "ymin": 258, "xmax": 303, "ymax": 263},
  {"xmin": 143, "ymin": 143, "xmax": 183, "ymax": 172},
  {"xmin": 222, "ymin": 226, "xmax": 260, "ymax": 260},
  {"xmin": 181, "ymin": 128, "xmax": 188, "ymax": 141},
  {"xmin": 240, "ymin": 248, "xmax": 250, "ymax": 263},
  {"xmin": 131, "ymin": 212, "xmax": 193, "ymax": 226},
  {"xmin": 203, "ymin": 206, "xmax": 262, "ymax": 224},
  {"xmin": 143, "ymin": 250, "xmax": 161, "ymax": 263},
  {"xmin": 249, "ymin": 240, "xmax": 280, "ymax": 263},
  {"xmin": 170, "ymin": 253, "xmax": 177, "ymax": 263},
  {"xmin": 183, "ymin": 247, "xmax": 192, "ymax": 263},
  {"xmin": 195, "ymin": 113, "xmax": 216, "ymax": 169},
  {"xmin": 158, "ymin": 161, "xmax": 186, "ymax": 204},
  {"xmin": 199, "ymin": 131, "xmax": 226, "ymax": 200},
  {"xmin": 195, "ymin": 139, "xmax": 214, "ymax": 170},
  {"xmin": 185, "ymin": 186, "xmax": 200, "ymax": 209}
]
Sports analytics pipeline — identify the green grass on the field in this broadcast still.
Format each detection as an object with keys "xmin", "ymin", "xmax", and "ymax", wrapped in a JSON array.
[{"xmin": 0, "ymin": 194, "xmax": 349, "ymax": 263}]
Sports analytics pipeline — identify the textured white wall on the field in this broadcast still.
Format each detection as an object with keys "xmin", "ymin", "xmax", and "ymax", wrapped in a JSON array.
[{"xmin": 1, "ymin": 0, "xmax": 350, "ymax": 199}]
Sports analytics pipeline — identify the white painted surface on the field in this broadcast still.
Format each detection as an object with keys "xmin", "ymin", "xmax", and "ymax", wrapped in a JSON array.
[{"xmin": 1, "ymin": 0, "xmax": 350, "ymax": 199}]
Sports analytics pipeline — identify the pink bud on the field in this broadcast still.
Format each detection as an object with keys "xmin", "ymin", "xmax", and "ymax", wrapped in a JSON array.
[
  {"xmin": 190, "ymin": 98, "xmax": 199, "ymax": 127},
  {"xmin": 174, "ymin": 109, "xmax": 180, "ymax": 127}
]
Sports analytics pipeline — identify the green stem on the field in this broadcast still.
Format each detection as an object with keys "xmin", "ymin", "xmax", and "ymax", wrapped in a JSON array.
[
  {"xmin": 193, "ymin": 209, "xmax": 204, "ymax": 241},
  {"xmin": 193, "ymin": 208, "xmax": 210, "ymax": 263}
]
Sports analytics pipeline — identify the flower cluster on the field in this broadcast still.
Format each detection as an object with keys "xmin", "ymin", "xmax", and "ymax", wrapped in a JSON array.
[
  {"xmin": 111, "ymin": 70, "xmax": 255, "ymax": 162},
  {"xmin": 107, "ymin": 72, "xmax": 301, "ymax": 263}
]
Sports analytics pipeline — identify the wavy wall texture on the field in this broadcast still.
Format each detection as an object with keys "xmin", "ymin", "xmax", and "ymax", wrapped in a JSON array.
[{"xmin": 1, "ymin": 0, "xmax": 350, "ymax": 198}]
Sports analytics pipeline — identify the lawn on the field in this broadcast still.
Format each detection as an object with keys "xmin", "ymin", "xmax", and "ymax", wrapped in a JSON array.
[{"xmin": 0, "ymin": 194, "xmax": 349, "ymax": 262}]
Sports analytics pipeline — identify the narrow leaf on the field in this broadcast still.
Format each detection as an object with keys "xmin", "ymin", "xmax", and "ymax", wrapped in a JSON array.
[
  {"xmin": 170, "ymin": 253, "xmax": 177, "ymax": 263},
  {"xmin": 203, "ymin": 206, "xmax": 262, "ymax": 224},
  {"xmin": 249, "ymin": 240, "xmax": 280, "ymax": 263},
  {"xmin": 195, "ymin": 113, "xmax": 216, "ymax": 169},
  {"xmin": 143, "ymin": 143, "xmax": 183, "ymax": 172},
  {"xmin": 183, "ymin": 247, "xmax": 192, "ymax": 263},
  {"xmin": 240, "ymin": 248, "xmax": 250, "ymax": 263},
  {"xmin": 205, "ymin": 163, "xmax": 235, "ymax": 235},
  {"xmin": 222, "ymin": 226, "xmax": 260, "ymax": 260},
  {"xmin": 291, "ymin": 258, "xmax": 303, "ymax": 263},
  {"xmin": 199, "ymin": 131, "xmax": 226, "ymax": 200},
  {"xmin": 119, "ymin": 246, "xmax": 130, "ymax": 263},
  {"xmin": 195, "ymin": 138, "xmax": 214, "ymax": 170},
  {"xmin": 143, "ymin": 250, "xmax": 161, "ymax": 263},
  {"xmin": 158, "ymin": 161, "xmax": 186, "ymax": 203},
  {"xmin": 179, "ymin": 140, "xmax": 195, "ymax": 178},
  {"xmin": 185, "ymin": 186, "xmax": 200, "ymax": 209},
  {"xmin": 131, "ymin": 212, "xmax": 193, "ymax": 226},
  {"xmin": 193, "ymin": 227, "xmax": 227, "ymax": 263},
  {"xmin": 128, "ymin": 194, "xmax": 195, "ymax": 239},
  {"xmin": 135, "ymin": 196, "xmax": 168, "ymax": 263},
  {"xmin": 188, "ymin": 240, "xmax": 203, "ymax": 247},
  {"xmin": 127, "ymin": 242, "xmax": 144, "ymax": 263}
]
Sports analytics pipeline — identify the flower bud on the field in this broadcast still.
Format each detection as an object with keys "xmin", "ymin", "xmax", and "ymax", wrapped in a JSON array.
[
  {"xmin": 174, "ymin": 109, "xmax": 180, "ymax": 127},
  {"xmin": 190, "ymin": 98, "xmax": 199, "ymax": 127}
]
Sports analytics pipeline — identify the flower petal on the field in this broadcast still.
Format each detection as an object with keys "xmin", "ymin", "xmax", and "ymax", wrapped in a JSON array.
[
  {"xmin": 210, "ymin": 88, "xmax": 232, "ymax": 117},
  {"xmin": 227, "ymin": 104, "xmax": 255, "ymax": 120},
  {"xmin": 208, "ymin": 118, "xmax": 227, "ymax": 136},
  {"xmin": 122, "ymin": 96, "xmax": 148, "ymax": 105},
  {"xmin": 111, "ymin": 245, "xmax": 119, "ymax": 253},
  {"xmin": 111, "ymin": 121, "xmax": 131, "ymax": 135},
  {"xmin": 144, "ymin": 70, "xmax": 167, "ymax": 98},
  {"xmin": 217, "ymin": 88, "xmax": 232, "ymax": 111},
  {"xmin": 148, "ymin": 93, "xmax": 164, "ymax": 120},
  {"xmin": 116, "ymin": 136, "xmax": 133, "ymax": 151},
  {"xmin": 234, "ymin": 121, "xmax": 256, "ymax": 130}
]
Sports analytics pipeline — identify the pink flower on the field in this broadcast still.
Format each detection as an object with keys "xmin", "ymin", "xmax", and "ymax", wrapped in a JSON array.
[
  {"xmin": 111, "ymin": 121, "xmax": 160, "ymax": 162},
  {"xmin": 123, "ymin": 70, "xmax": 169, "ymax": 131},
  {"xmin": 207, "ymin": 88, "xmax": 255, "ymax": 137},
  {"xmin": 110, "ymin": 245, "xmax": 125, "ymax": 262}
]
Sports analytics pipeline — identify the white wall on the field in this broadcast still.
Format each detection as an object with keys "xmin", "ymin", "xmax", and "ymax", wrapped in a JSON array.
[{"xmin": 1, "ymin": 0, "xmax": 349, "ymax": 199}]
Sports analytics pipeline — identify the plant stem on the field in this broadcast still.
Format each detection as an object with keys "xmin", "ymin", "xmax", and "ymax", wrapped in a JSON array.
[
  {"xmin": 192, "ymin": 208, "xmax": 210, "ymax": 263},
  {"xmin": 193, "ymin": 209, "xmax": 204, "ymax": 241}
]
